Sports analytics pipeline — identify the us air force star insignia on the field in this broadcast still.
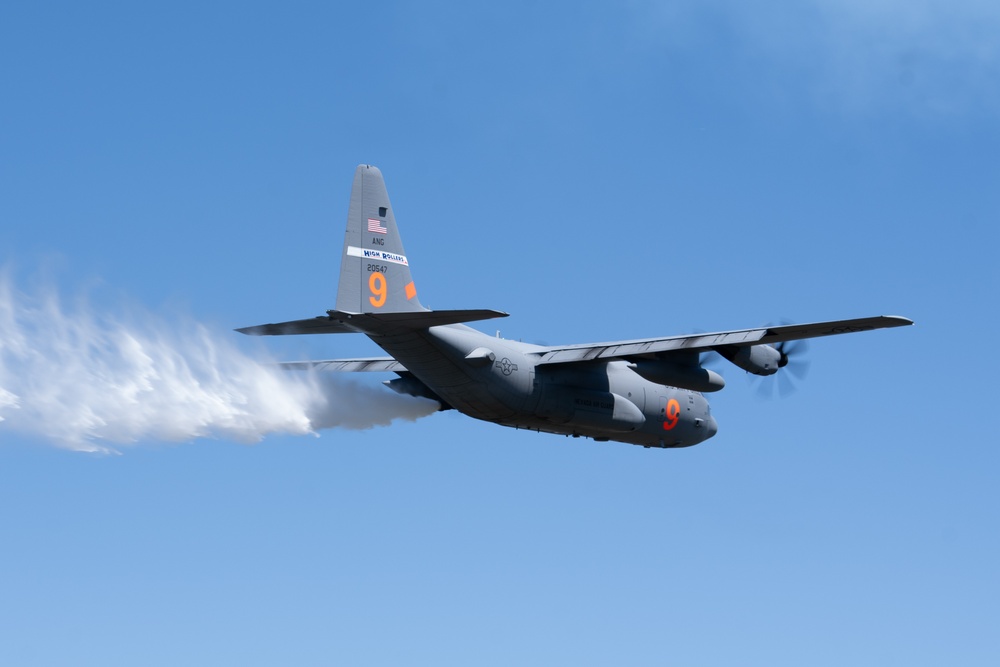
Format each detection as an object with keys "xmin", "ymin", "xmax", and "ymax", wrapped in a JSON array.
[{"xmin": 496, "ymin": 358, "xmax": 518, "ymax": 376}]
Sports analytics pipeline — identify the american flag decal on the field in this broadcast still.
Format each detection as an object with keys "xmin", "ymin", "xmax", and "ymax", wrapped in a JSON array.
[{"xmin": 367, "ymin": 218, "xmax": 388, "ymax": 234}]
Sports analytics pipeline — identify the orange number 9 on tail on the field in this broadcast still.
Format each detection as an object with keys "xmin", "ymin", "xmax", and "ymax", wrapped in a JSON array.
[{"xmin": 368, "ymin": 272, "xmax": 387, "ymax": 308}]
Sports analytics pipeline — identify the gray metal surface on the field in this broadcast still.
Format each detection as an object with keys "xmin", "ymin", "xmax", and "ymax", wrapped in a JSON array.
[
  {"xmin": 237, "ymin": 308, "xmax": 508, "ymax": 337},
  {"xmin": 535, "ymin": 316, "xmax": 913, "ymax": 364},
  {"xmin": 279, "ymin": 358, "xmax": 407, "ymax": 372},
  {"xmin": 335, "ymin": 165, "xmax": 427, "ymax": 314}
]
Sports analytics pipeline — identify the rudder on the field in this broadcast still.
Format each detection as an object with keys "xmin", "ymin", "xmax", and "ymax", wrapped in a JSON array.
[{"xmin": 335, "ymin": 165, "xmax": 427, "ymax": 314}]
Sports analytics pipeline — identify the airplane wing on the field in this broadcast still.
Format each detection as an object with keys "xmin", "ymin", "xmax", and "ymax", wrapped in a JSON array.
[
  {"xmin": 535, "ymin": 315, "xmax": 913, "ymax": 365},
  {"xmin": 278, "ymin": 357, "xmax": 407, "ymax": 372}
]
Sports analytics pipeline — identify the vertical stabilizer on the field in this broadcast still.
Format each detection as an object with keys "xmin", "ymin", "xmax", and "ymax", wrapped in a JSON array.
[{"xmin": 335, "ymin": 165, "xmax": 427, "ymax": 314}]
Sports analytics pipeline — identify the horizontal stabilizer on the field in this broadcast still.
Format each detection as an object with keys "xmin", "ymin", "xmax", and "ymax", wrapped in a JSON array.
[
  {"xmin": 236, "ymin": 318, "xmax": 359, "ymax": 336},
  {"xmin": 237, "ymin": 308, "xmax": 508, "ymax": 337},
  {"xmin": 279, "ymin": 357, "xmax": 407, "ymax": 372}
]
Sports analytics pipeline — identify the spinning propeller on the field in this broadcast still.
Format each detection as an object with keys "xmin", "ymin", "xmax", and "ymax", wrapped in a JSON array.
[{"xmin": 755, "ymin": 337, "xmax": 811, "ymax": 398}]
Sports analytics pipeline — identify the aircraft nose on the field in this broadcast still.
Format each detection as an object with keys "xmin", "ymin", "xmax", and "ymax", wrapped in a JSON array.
[{"xmin": 705, "ymin": 415, "xmax": 718, "ymax": 438}]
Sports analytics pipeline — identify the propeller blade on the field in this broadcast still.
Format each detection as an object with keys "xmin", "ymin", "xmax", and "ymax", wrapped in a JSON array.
[{"xmin": 785, "ymin": 357, "xmax": 811, "ymax": 381}]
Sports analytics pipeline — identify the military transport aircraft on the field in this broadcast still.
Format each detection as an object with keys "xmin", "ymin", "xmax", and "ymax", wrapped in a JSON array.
[{"xmin": 238, "ymin": 165, "xmax": 912, "ymax": 449}]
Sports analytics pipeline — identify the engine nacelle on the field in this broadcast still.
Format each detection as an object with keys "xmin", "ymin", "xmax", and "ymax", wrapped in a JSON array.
[
  {"xmin": 627, "ymin": 360, "xmax": 725, "ymax": 392},
  {"xmin": 717, "ymin": 344, "xmax": 781, "ymax": 376}
]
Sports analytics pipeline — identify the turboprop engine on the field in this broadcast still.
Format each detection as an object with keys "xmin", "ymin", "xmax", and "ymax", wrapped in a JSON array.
[
  {"xmin": 718, "ymin": 337, "xmax": 812, "ymax": 377},
  {"xmin": 716, "ymin": 344, "xmax": 782, "ymax": 376}
]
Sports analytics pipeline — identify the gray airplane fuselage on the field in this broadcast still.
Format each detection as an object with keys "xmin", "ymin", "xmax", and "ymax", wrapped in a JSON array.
[{"xmin": 373, "ymin": 324, "xmax": 718, "ymax": 448}]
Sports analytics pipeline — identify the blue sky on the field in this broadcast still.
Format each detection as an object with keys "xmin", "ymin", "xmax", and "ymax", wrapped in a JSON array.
[{"xmin": 1, "ymin": 1, "xmax": 998, "ymax": 664}]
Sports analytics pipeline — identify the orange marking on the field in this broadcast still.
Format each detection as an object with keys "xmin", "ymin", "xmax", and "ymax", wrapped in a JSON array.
[
  {"xmin": 405, "ymin": 281, "xmax": 417, "ymax": 300},
  {"xmin": 368, "ymin": 272, "xmax": 387, "ymax": 308},
  {"xmin": 663, "ymin": 398, "xmax": 680, "ymax": 430}
]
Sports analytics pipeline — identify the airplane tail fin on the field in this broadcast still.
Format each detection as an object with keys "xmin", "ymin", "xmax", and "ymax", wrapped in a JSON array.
[
  {"xmin": 237, "ymin": 164, "xmax": 510, "ymax": 339},
  {"xmin": 335, "ymin": 165, "xmax": 427, "ymax": 314}
]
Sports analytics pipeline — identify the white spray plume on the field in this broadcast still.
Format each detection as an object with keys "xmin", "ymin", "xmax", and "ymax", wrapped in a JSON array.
[{"xmin": 0, "ymin": 270, "xmax": 439, "ymax": 453}]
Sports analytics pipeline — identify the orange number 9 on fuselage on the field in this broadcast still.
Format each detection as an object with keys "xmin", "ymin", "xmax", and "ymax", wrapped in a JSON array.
[{"xmin": 663, "ymin": 398, "xmax": 680, "ymax": 430}]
